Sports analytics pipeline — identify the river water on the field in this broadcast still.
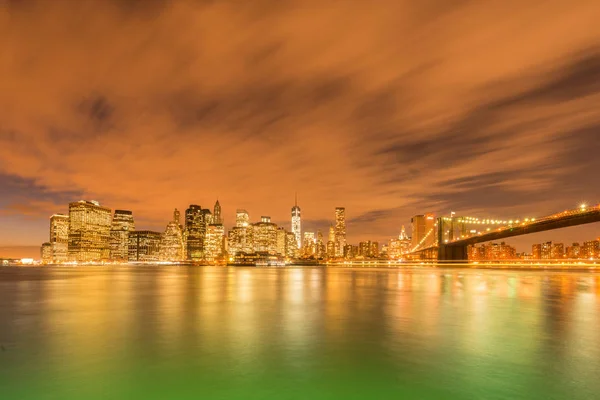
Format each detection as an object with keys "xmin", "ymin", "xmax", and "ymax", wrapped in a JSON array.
[{"xmin": 0, "ymin": 266, "xmax": 599, "ymax": 399}]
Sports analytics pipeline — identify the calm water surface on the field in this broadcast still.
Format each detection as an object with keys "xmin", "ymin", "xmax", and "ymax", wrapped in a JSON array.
[{"xmin": 0, "ymin": 266, "xmax": 599, "ymax": 399}]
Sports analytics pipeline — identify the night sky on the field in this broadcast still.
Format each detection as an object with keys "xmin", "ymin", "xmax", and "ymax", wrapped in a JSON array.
[{"xmin": 1, "ymin": 0, "xmax": 600, "ymax": 257}]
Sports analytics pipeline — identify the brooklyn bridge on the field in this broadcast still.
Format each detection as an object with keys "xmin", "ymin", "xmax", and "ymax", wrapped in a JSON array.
[{"xmin": 408, "ymin": 204, "xmax": 600, "ymax": 261}]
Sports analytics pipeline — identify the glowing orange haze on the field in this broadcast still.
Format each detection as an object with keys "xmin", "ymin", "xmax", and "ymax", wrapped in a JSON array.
[{"xmin": 0, "ymin": 0, "xmax": 599, "ymax": 255}]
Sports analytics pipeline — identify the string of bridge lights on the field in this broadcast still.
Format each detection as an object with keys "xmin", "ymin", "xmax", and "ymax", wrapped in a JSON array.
[{"xmin": 441, "ymin": 216, "xmax": 537, "ymax": 225}]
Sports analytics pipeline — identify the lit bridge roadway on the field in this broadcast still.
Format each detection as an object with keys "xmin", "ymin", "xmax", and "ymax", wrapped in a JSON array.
[{"xmin": 411, "ymin": 204, "xmax": 600, "ymax": 261}]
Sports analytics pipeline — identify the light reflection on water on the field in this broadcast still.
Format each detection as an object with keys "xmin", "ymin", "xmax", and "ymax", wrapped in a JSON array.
[{"xmin": 0, "ymin": 266, "xmax": 599, "ymax": 399}]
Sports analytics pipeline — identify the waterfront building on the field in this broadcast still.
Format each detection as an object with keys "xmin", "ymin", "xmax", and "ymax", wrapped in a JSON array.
[
  {"xmin": 228, "ymin": 226, "xmax": 254, "ymax": 255},
  {"xmin": 541, "ymin": 241, "xmax": 552, "ymax": 259},
  {"xmin": 388, "ymin": 238, "xmax": 401, "ymax": 259},
  {"xmin": 326, "ymin": 225, "xmax": 336, "ymax": 259},
  {"xmin": 185, "ymin": 205, "xmax": 203, "ymax": 260},
  {"xmin": 41, "ymin": 242, "xmax": 52, "ymax": 264},
  {"xmin": 566, "ymin": 242, "xmax": 581, "ymax": 259},
  {"xmin": 159, "ymin": 209, "xmax": 185, "ymax": 262},
  {"xmin": 109, "ymin": 210, "xmax": 135, "ymax": 262},
  {"xmin": 532, "ymin": 244, "xmax": 542, "ymax": 260},
  {"xmin": 253, "ymin": 218, "xmax": 278, "ymax": 254},
  {"xmin": 302, "ymin": 231, "xmax": 316, "ymax": 257},
  {"xmin": 205, "ymin": 224, "xmax": 225, "ymax": 262},
  {"xmin": 551, "ymin": 243, "xmax": 565, "ymax": 259},
  {"xmin": 411, "ymin": 214, "xmax": 435, "ymax": 250},
  {"xmin": 68, "ymin": 200, "xmax": 112, "ymax": 262},
  {"xmin": 276, "ymin": 227, "xmax": 287, "ymax": 256},
  {"xmin": 359, "ymin": 241, "xmax": 370, "ymax": 258},
  {"xmin": 213, "ymin": 200, "xmax": 222, "ymax": 225},
  {"xmin": 315, "ymin": 230, "xmax": 325, "ymax": 259},
  {"xmin": 334, "ymin": 207, "xmax": 346, "ymax": 257},
  {"xmin": 468, "ymin": 242, "xmax": 516, "ymax": 261},
  {"xmin": 49, "ymin": 214, "xmax": 69, "ymax": 263},
  {"xmin": 582, "ymin": 240, "xmax": 600, "ymax": 259},
  {"xmin": 371, "ymin": 241, "xmax": 380, "ymax": 258},
  {"xmin": 128, "ymin": 230, "xmax": 161, "ymax": 262},
  {"xmin": 236, "ymin": 209, "xmax": 250, "ymax": 228},
  {"xmin": 291, "ymin": 195, "xmax": 302, "ymax": 249},
  {"xmin": 285, "ymin": 231, "xmax": 298, "ymax": 258}
]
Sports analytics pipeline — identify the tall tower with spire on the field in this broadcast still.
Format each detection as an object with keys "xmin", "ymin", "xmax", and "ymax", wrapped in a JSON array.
[
  {"xmin": 213, "ymin": 200, "xmax": 222, "ymax": 225},
  {"xmin": 291, "ymin": 193, "xmax": 301, "ymax": 249}
]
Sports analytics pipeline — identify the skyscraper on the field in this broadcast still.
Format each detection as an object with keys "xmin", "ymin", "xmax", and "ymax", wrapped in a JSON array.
[
  {"xmin": 128, "ymin": 231, "xmax": 161, "ymax": 262},
  {"xmin": 49, "ymin": 213, "xmax": 69, "ymax": 263},
  {"xmin": 213, "ymin": 200, "xmax": 222, "ymax": 225},
  {"xmin": 41, "ymin": 242, "xmax": 52, "ymax": 264},
  {"xmin": 205, "ymin": 224, "xmax": 225, "ymax": 263},
  {"xmin": 159, "ymin": 209, "xmax": 185, "ymax": 262},
  {"xmin": 411, "ymin": 213, "xmax": 435, "ymax": 250},
  {"xmin": 253, "ymin": 217, "xmax": 278, "ymax": 254},
  {"xmin": 110, "ymin": 210, "xmax": 135, "ymax": 262},
  {"xmin": 285, "ymin": 231, "xmax": 298, "ymax": 258},
  {"xmin": 316, "ymin": 230, "xmax": 325, "ymax": 259},
  {"xmin": 303, "ymin": 231, "xmax": 316, "ymax": 257},
  {"xmin": 334, "ymin": 207, "xmax": 346, "ymax": 257},
  {"xmin": 291, "ymin": 195, "xmax": 301, "ymax": 249},
  {"xmin": 185, "ymin": 205, "xmax": 203, "ymax": 260},
  {"xmin": 68, "ymin": 200, "xmax": 112, "ymax": 262},
  {"xmin": 236, "ymin": 209, "xmax": 250, "ymax": 227},
  {"xmin": 276, "ymin": 227, "xmax": 287, "ymax": 256},
  {"xmin": 327, "ymin": 225, "xmax": 335, "ymax": 259}
]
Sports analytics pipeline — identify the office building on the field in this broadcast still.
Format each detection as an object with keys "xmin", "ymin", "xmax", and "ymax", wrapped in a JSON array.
[
  {"xmin": 159, "ymin": 209, "xmax": 185, "ymax": 262},
  {"xmin": 303, "ymin": 231, "xmax": 316, "ymax": 257},
  {"xmin": 49, "ymin": 214, "xmax": 69, "ymax": 263},
  {"xmin": 205, "ymin": 224, "xmax": 225, "ymax": 262},
  {"xmin": 109, "ymin": 210, "xmax": 135, "ymax": 262},
  {"xmin": 236, "ymin": 209, "xmax": 250, "ymax": 228},
  {"xmin": 411, "ymin": 213, "xmax": 435, "ymax": 250},
  {"xmin": 291, "ymin": 196, "xmax": 301, "ymax": 249},
  {"xmin": 213, "ymin": 200, "xmax": 222, "ymax": 225},
  {"xmin": 128, "ymin": 230, "xmax": 161, "ymax": 262},
  {"xmin": 68, "ymin": 200, "xmax": 112, "ymax": 262},
  {"xmin": 185, "ymin": 205, "xmax": 204, "ymax": 260},
  {"xmin": 253, "ymin": 218, "xmax": 278, "ymax": 254},
  {"xmin": 334, "ymin": 207, "xmax": 346, "ymax": 257},
  {"xmin": 41, "ymin": 242, "xmax": 52, "ymax": 264},
  {"xmin": 276, "ymin": 227, "xmax": 287, "ymax": 256},
  {"xmin": 285, "ymin": 231, "xmax": 298, "ymax": 258}
]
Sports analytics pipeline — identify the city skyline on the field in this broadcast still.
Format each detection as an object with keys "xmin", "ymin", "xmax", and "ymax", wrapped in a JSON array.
[{"xmin": 1, "ymin": 1, "xmax": 600, "ymax": 255}]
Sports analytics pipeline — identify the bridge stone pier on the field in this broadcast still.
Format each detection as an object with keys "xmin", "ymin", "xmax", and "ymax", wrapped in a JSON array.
[{"xmin": 437, "ymin": 244, "xmax": 468, "ymax": 262}]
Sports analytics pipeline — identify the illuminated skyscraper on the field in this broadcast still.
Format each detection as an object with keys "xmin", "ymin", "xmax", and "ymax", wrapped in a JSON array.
[
  {"xmin": 185, "ymin": 205, "xmax": 203, "ymax": 260},
  {"xmin": 128, "ymin": 231, "xmax": 161, "ymax": 262},
  {"xmin": 411, "ymin": 213, "xmax": 435, "ymax": 250},
  {"xmin": 205, "ymin": 224, "xmax": 225, "ymax": 263},
  {"xmin": 68, "ymin": 200, "xmax": 112, "ymax": 262},
  {"xmin": 276, "ymin": 227, "xmax": 287, "ymax": 256},
  {"xmin": 41, "ymin": 242, "xmax": 52, "ymax": 264},
  {"xmin": 228, "ymin": 226, "xmax": 254, "ymax": 255},
  {"xmin": 213, "ymin": 200, "xmax": 222, "ymax": 225},
  {"xmin": 315, "ymin": 230, "xmax": 325, "ymax": 259},
  {"xmin": 110, "ymin": 210, "xmax": 135, "ymax": 262},
  {"xmin": 285, "ymin": 231, "xmax": 298, "ymax": 258},
  {"xmin": 334, "ymin": 207, "xmax": 346, "ymax": 257},
  {"xmin": 253, "ymin": 217, "xmax": 278, "ymax": 254},
  {"xmin": 302, "ymin": 231, "xmax": 316, "ymax": 257},
  {"xmin": 326, "ymin": 225, "xmax": 335, "ymax": 258},
  {"xmin": 49, "ymin": 214, "xmax": 69, "ymax": 263},
  {"xmin": 291, "ymin": 195, "xmax": 301, "ymax": 249},
  {"xmin": 159, "ymin": 209, "xmax": 185, "ymax": 262},
  {"xmin": 236, "ymin": 209, "xmax": 250, "ymax": 227}
]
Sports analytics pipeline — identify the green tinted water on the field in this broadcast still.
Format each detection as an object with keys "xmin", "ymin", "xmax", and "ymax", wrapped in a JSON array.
[{"xmin": 0, "ymin": 266, "xmax": 599, "ymax": 399}]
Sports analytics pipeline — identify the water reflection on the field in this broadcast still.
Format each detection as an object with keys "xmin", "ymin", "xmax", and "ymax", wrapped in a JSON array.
[{"xmin": 0, "ymin": 266, "xmax": 599, "ymax": 400}]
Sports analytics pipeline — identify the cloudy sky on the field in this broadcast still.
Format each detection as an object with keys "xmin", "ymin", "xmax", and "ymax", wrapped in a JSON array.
[{"xmin": 1, "ymin": 0, "xmax": 599, "ymax": 256}]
